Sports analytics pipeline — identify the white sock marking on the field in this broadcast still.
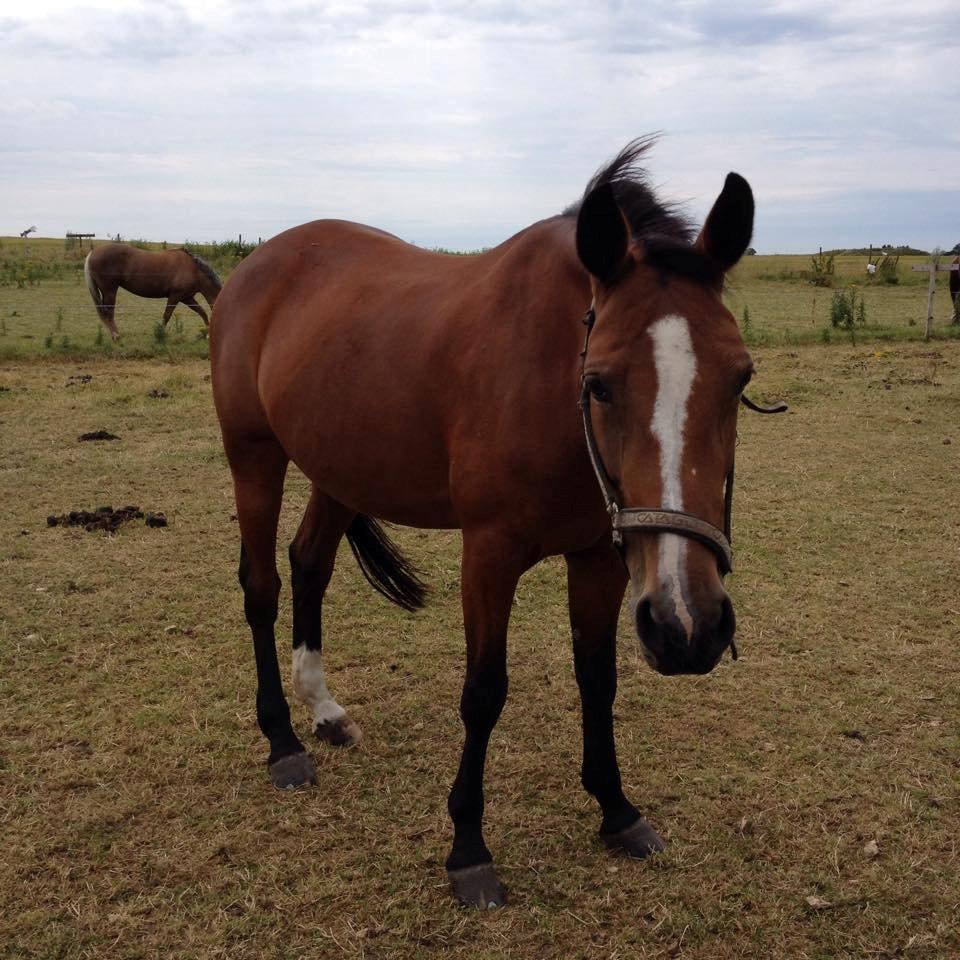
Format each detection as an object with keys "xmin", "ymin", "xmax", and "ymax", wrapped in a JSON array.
[
  {"xmin": 648, "ymin": 314, "xmax": 697, "ymax": 635},
  {"xmin": 292, "ymin": 646, "xmax": 346, "ymax": 728}
]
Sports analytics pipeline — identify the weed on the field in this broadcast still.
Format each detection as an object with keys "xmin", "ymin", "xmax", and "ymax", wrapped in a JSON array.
[
  {"xmin": 810, "ymin": 249, "xmax": 835, "ymax": 287},
  {"xmin": 877, "ymin": 254, "xmax": 900, "ymax": 285},
  {"xmin": 830, "ymin": 287, "xmax": 867, "ymax": 344},
  {"xmin": 830, "ymin": 287, "xmax": 867, "ymax": 329},
  {"xmin": 153, "ymin": 322, "xmax": 168, "ymax": 345}
]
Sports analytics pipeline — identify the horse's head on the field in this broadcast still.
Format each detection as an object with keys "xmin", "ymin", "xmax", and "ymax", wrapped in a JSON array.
[{"xmin": 576, "ymin": 168, "xmax": 754, "ymax": 676}]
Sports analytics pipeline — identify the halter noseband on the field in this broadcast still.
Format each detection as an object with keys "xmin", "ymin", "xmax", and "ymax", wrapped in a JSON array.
[{"xmin": 578, "ymin": 305, "xmax": 786, "ymax": 577}]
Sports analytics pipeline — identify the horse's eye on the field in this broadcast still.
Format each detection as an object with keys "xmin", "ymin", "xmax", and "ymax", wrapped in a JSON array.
[{"xmin": 585, "ymin": 375, "xmax": 612, "ymax": 404}]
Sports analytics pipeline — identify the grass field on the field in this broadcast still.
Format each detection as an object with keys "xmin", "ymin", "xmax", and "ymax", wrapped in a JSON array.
[
  {"xmin": 1, "ymin": 236, "xmax": 959, "ymax": 359},
  {"xmin": 1, "ymin": 239, "xmax": 959, "ymax": 958}
]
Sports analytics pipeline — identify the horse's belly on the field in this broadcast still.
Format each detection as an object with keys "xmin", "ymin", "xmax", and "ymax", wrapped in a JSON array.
[
  {"xmin": 264, "ymin": 366, "xmax": 458, "ymax": 528},
  {"xmin": 290, "ymin": 443, "xmax": 457, "ymax": 529}
]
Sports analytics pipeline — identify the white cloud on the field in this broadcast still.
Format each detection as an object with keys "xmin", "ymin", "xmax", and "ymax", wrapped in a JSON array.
[{"xmin": 0, "ymin": 0, "xmax": 957, "ymax": 251}]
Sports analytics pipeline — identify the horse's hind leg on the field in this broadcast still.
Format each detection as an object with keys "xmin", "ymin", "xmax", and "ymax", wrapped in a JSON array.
[
  {"xmin": 99, "ymin": 289, "xmax": 121, "ymax": 341},
  {"xmin": 232, "ymin": 437, "xmax": 316, "ymax": 789},
  {"xmin": 289, "ymin": 489, "xmax": 361, "ymax": 747},
  {"xmin": 162, "ymin": 297, "xmax": 177, "ymax": 325},
  {"xmin": 182, "ymin": 296, "xmax": 209, "ymax": 326}
]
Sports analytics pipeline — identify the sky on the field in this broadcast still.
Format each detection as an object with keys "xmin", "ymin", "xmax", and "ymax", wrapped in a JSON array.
[{"xmin": 1, "ymin": 0, "xmax": 958, "ymax": 253}]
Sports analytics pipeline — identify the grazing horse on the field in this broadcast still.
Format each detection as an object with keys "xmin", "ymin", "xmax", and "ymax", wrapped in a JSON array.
[
  {"xmin": 211, "ymin": 139, "xmax": 769, "ymax": 908},
  {"xmin": 84, "ymin": 242, "xmax": 221, "ymax": 340}
]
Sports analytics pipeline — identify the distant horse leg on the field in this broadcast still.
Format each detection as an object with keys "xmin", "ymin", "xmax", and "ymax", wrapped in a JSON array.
[
  {"xmin": 99, "ymin": 289, "xmax": 121, "ymax": 341},
  {"xmin": 232, "ymin": 438, "xmax": 315, "ymax": 789},
  {"xmin": 565, "ymin": 541, "xmax": 665, "ymax": 858},
  {"xmin": 446, "ymin": 528, "xmax": 527, "ymax": 909},
  {"xmin": 289, "ymin": 489, "xmax": 361, "ymax": 747},
  {"xmin": 182, "ymin": 296, "xmax": 210, "ymax": 326},
  {"xmin": 162, "ymin": 297, "xmax": 177, "ymax": 325}
]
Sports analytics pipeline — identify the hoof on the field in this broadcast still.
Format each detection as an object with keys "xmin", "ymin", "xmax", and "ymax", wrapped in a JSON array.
[
  {"xmin": 600, "ymin": 817, "xmax": 666, "ymax": 859},
  {"xmin": 315, "ymin": 714, "xmax": 362, "ymax": 747},
  {"xmin": 448, "ymin": 863, "xmax": 507, "ymax": 909},
  {"xmin": 269, "ymin": 752, "xmax": 317, "ymax": 790}
]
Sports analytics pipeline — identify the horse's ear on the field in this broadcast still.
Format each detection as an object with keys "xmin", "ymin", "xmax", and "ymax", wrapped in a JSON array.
[
  {"xmin": 576, "ymin": 183, "xmax": 630, "ymax": 285},
  {"xmin": 696, "ymin": 173, "xmax": 754, "ymax": 276}
]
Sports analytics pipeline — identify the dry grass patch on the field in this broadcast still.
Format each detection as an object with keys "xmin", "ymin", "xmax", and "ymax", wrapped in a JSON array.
[{"xmin": 1, "ymin": 346, "xmax": 958, "ymax": 958}]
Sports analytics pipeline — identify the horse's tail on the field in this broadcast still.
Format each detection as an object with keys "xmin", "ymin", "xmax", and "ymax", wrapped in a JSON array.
[
  {"xmin": 83, "ymin": 252, "xmax": 103, "ymax": 312},
  {"xmin": 345, "ymin": 515, "xmax": 427, "ymax": 612}
]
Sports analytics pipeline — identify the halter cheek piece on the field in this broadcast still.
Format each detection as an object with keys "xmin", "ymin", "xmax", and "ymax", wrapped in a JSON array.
[{"xmin": 578, "ymin": 305, "xmax": 786, "ymax": 578}]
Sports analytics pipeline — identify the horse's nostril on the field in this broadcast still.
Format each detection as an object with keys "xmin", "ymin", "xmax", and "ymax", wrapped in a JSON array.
[
  {"xmin": 635, "ymin": 596, "xmax": 656, "ymax": 638},
  {"xmin": 718, "ymin": 595, "xmax": 736, "ymax": 642}
]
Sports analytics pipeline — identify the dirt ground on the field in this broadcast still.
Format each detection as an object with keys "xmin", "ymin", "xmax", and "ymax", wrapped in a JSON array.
[{"xmin": 1, "ymin": 344, "xmax": 958, "ymax": 959}]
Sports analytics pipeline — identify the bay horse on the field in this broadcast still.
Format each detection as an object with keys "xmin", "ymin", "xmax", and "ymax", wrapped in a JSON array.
[
  {"xmin": 84, "ymin": 242, "xmax": 221, "ymax": 340},
  {"xmin": 211, "ymin": 139, "xmax": 769, "ymax": 908}
]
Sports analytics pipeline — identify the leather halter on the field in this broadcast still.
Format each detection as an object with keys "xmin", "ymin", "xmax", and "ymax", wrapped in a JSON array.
[{"xmin": 578, "ymin": 305, "xmax": 786, "ymax": 576}]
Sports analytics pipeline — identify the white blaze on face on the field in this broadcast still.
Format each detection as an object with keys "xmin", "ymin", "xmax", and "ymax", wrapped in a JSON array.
[
  {"xmin": 648, "ymin": 314, "xmax": 697, "ymax": 635},
  {"xmin": 292, "ymin": 646, "xmax": 346, "ymax": 729}
]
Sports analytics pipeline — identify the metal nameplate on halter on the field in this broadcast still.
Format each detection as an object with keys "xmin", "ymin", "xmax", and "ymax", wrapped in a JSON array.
[{"xmin": 611, "ymin": 508, "xmax": 734, "ymax": 575}]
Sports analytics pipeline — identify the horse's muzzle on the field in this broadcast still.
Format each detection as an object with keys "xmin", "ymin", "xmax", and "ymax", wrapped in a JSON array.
[{"xmin": 633, "ymin": 593, "xmax": 736, "ymax": 675}]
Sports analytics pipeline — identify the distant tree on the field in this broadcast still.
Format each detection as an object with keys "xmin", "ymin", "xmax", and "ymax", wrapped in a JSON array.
[
  {"xmin": 951, "ymin": 242, "xmax": 960, "ymax": 254},
  {"xmin": 745, "ymin": 246, "xmax": 757, "ymax": 256}
]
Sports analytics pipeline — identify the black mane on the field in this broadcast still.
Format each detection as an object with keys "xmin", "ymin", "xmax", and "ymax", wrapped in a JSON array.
[
  {"xmin": 186, "ymin": 252, "xmax": 222, "ymax": 290},
  {"xmin": 565, "ymin": 136, "xmax": 722, "ymax": 285}
]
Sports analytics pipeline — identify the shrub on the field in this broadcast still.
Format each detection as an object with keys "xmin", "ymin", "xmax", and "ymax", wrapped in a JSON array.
[
  {"xmin": 830, "ymin": 288, "xmax": 867, "ymax": 341},
  {"xmin": 810, "ymin": 250, "xmax": 835, "ymax": 288},
  {"xmin": 153, "ymin": 322, "xmax": 168, "ymax": 345},
  {"xmin": 876, "ymin": 254, "xmax": 899, "ymax": 284}
]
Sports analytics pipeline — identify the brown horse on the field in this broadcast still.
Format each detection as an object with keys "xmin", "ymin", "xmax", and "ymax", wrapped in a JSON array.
[
  {"xmin": 84, "ymin": 242, "xmax": 221, "ymax": 340},
  {"xmin": 211, "ymin": 139, "xmax": 768, "ymax": 908}
]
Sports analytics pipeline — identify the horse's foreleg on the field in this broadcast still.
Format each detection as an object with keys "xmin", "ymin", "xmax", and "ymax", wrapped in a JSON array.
[
  {"xmin": 446, "ymin": 528, "xmax": 528, "ymax": 909},
  {"xmin": 289, "ymin": 489, "xmax": 361, "ymax": 747},
  {"xmin": 182, "ymin": 296, "xmax": 209, "ymax": 325},
  {"xmin": 232, "ymin": 440, "xmax": 315, "ymax": 790},
  {"xmin": 565, "ymin": 541, "xmax": 665, "ymax": 859},
  {"xmin": 162, "ymin": 298, "xmax": 177, "ymax": 325}
]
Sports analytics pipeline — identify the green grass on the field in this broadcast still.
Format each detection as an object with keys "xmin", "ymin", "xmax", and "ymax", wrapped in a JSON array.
[
  {"xmin": 727, "ymin": 253, "xmax": 960, "ymax": 345},
  {"xmin": 1, "ymin": 340, "xmax": 959, "ymax": 958},
  {"xmin": 2, "ymin": 239, "xmax": 959, "ymax": 360}
]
